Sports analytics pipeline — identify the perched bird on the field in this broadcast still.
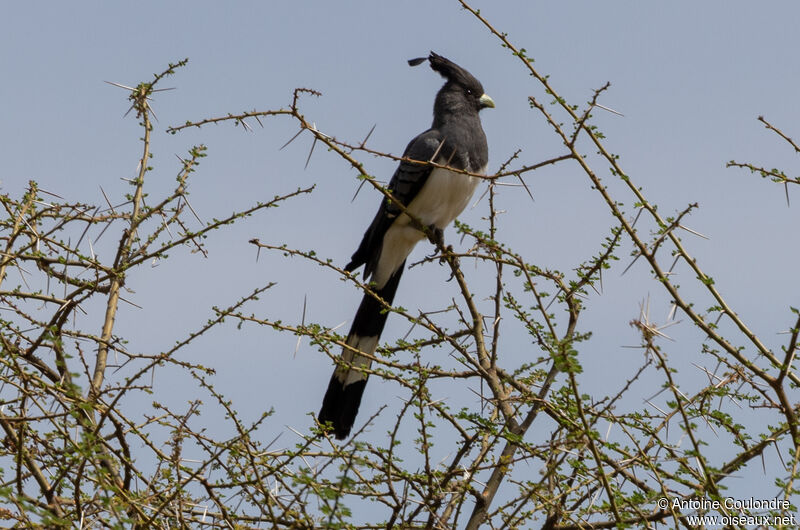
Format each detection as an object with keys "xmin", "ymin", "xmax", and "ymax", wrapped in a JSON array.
[{"xmin": 319, "ymin": 52, "xmax": 494, "ymax": 439}]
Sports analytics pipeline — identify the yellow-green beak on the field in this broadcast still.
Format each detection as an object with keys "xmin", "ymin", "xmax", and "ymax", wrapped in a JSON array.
[{"xmin": 479, "ymin": 93, "xmax": 495, "ymax": 109}]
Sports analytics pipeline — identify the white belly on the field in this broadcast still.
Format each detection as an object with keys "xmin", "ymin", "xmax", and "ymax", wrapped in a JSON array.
[
  {"xmin": 371, "ymin": 167, "xmax": 481, "ymax": 288},
  {"xmin": 408, "ymin": 167, "xmax": 480, "ymax": 229}
]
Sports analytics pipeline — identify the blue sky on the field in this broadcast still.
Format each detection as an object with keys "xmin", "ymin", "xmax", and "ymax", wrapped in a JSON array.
[{"xmin": 3, "ymin": 0, "xmax": 799, "ymax": 515}]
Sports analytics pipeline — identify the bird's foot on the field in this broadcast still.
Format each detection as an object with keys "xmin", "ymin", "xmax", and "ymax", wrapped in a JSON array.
[
  {"xmin": 444, "ymin": 245, "xmax": 458, "ymax": 281},
  {"xmin": 425, "ymin": 225, "xmax": 457, "ymax": 280},
  {"xmin": 427, "ymin": 225, "xmax": 445, "ymax": 248},
  {"xmin": 425, "ymin": 225, "xmax": 445, "ymax": 259}
]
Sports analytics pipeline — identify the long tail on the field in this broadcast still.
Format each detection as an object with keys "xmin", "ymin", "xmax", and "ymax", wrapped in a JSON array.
[{"xmin": 318, "ymin": 262, "xmax": 405, "ymax": 439}]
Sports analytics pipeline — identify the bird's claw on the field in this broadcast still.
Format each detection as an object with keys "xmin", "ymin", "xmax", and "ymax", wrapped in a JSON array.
[
  {"xmin": 425, "ymin": 225, "xmax": 445, "ymax": 259},
  {"xmin": 427, "ymin": 225, "xmax": 445, "ymax": 248},
  {"xmin": 444, "ymin": 245, "xmax": 458, "ymax": 281},
  {"xmin": 425, "ymin": 225, "xmax": 458, "ymax": 280}
]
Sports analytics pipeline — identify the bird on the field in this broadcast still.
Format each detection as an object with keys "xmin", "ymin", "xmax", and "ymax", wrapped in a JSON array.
[{"xmin": 318, "ymin": 52, "xmax": 494, "ymax": 440}]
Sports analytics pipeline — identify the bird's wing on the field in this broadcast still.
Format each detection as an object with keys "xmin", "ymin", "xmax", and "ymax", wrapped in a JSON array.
[{"xmin": 345, "ymin": 129, "xmax": 445, "ymax": 278}]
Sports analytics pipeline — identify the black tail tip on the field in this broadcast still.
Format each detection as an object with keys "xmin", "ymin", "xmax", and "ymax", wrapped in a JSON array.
[{"xmin": 318, "ymin": 376, "xmax": 367, "ymax": 440}]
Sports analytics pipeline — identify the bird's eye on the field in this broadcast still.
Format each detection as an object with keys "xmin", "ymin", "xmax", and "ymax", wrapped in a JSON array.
[{"xmin": 465, "ymin": 88, "xmax": 473, "ymax": 95}]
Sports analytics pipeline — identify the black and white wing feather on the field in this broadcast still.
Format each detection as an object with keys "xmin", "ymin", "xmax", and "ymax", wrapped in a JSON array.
[{"xmin": 346, "ymin": 129, "xmax": 444, "ymax": 283}]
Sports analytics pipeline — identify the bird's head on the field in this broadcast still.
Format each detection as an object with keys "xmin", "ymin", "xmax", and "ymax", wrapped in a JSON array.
[{"xmin": 410, "ymin": 52, "xmax": 494, "ymax": 118}]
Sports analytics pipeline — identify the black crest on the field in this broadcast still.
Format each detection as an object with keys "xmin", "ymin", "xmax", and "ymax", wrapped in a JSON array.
[{"xmin": 409, "ymin": 51, "xmax": 484, "ymax": 95}]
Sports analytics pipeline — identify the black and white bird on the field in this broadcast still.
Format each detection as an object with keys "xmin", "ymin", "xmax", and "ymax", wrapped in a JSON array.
[{"xmin": 319, "ymin": 52, "xmax": 494, "ymax": 439}]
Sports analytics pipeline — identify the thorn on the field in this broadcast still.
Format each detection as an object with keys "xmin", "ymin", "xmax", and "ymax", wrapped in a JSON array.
[
  {"xmin": 286, "ymin": 425, "xmax": 305, "ymax": 438},
  {"xmin": 280, "ymin": 128, "xmax": 304, "ymax": 150},
  {"xmin": 360, "ymin": 123, "xmax": 377, "ymax": 147},
  {"xmin": 544, "ymin": 287, "xmax": 563, "ymax": 313},
  {"xmin": 678, "ymin": 224, "xmax": 709, "ymax": 240},
  {"xmin": 182, "ymin": 195, "xmax": 203, "ymax": 225},
  {"xmin": 599, "ymin": 266, "xmax": 604, "ymax": 293},
  {"xmin": 629, "ymin": 207, "xmax": 645, "ymax": 229},
  {"xmin": 74, "ymin": 207, "xmax": 99, "ymax": 251},
  {"xmin": 445, "ymin": 147, "xmax": 457, "ymax": 166},
  {"xmin": 99, "ymin": 186, "xmax": 115, "ymax": 214},
  {"xmin": 351, "ymin": 178, "xmax": 369, "ymax": 203},
  {"xmin": 305, "ymin": 136, "xmax": 317, "ymax": 170},
  {"xmin": 668, "ymin": 303, "xmax": 678, "ymax": 321},
  {"xmin": 104, "ymin": 80, "xmax": 136, "ymax": 91},
  {"xmin": 470, "ymin": 183, "xmax": 491, "ymax": 209},
  {"xmin": 621, "ymin": 253, "xmax": 642, "ymax": 276},
  {"xmin": 593, "ymin": 103, "xmax": 624, "ymax": 117},
  {"xmin": 119, "ymin": 296, "xmax": 143, "ymax": 309},
  {"xmin": 667, "ymin": 256, "xmax": 680, "ymax": 274},
  {"xmin": 644, "ymin": 398, "xmax": 667, "ymax": 416},
  {"xmin": 515, "ymin": 173, "xmax": 534, "ymax": 202},
  {"xmin": 428, "ymin": 137, "xmax": 447, "ymax": 163},
  {"xmin": 308, "ymin": 122, "xmax": 331, "ymax": 140},
  {"xmin": 38, "ymin": 188, "xmax": 65, "ymax": 200},
  {"xmin": 295, "ymin": 295, "xmax": 307, "ymax": 358}
]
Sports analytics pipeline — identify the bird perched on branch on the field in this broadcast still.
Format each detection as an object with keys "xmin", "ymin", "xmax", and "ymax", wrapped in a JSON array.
[{"xmin": 319, "ymin": 52, "xmax": 494, "ymax": 439}]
